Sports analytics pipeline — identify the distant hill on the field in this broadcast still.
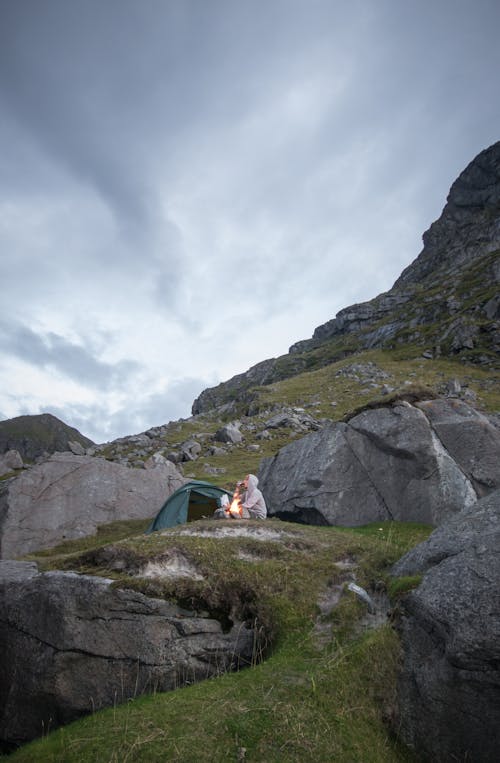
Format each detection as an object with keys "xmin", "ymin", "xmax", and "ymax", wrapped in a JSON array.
[
  {"xmin": 192, "ymin": 141, "xmax": 500, "ymax": 415},
  {"xmin": 0, "ymin": 413, "xmax": 94, "ymax": 461}
]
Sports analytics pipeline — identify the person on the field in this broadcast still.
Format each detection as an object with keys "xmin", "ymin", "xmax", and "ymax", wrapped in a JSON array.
[{"xmin": 238, "ymin": 474, "xmax": 267, "ymax": 519}]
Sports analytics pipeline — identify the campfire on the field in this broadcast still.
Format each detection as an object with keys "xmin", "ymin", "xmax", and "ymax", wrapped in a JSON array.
[
  {"xmin": 227, "ymin": 485, "xmax": 244, "ymax": 518},
  {"xmin": 218, "ymin": 482, "xmax": 250, "ymax": 520}
]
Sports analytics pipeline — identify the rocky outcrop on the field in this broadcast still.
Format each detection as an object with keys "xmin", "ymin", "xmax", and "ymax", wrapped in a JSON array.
[
  {"xmin": 0, "ymin": 560, "xmax": 255, "ymax": 750},
  {"xmin": 0, "ymin": 413, "xmax": 94, "ymax": 461},
  {"xmin": 391, "ymin": 490, "xmax": 500, "ymax": 762},
  {"xmin": 258, "ymin": 399, "xmax": 500, "ymax": 526},
  {"xmin": 396, "ymin": 141, "xmax": 500, "ymax": 286},
  {"xmin": 0, "ymin": 453, "xmax": 186, "ymax": 559},
  {"xmin": 0, "ymin": 450, "xmax": 23, "ymax": 477},
  {"xmin": 214, "ymin": 423, "xmax": 243, "ymax": 444},
  {"xmin": 192, "ymin": 142, "xmax": 500, "ymax": 415}
]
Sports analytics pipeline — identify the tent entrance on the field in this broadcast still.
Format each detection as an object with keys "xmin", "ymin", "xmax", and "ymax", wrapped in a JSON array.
[
  {"xmin": 146, "ymin": 480, "xmax": 233, "ymax": 533},
  {"xmin": 187, "ymin": 494, "xmax": 220, "ymax": 522}
]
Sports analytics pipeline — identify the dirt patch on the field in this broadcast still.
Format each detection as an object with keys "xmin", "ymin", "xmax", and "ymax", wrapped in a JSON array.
[
  {"xmin": 139, "ymin": 550, "xmax": 204, "ymax": 581},
  {"xmin": 172, "ymin": 524, "xmax": 288, "ymax": 542}
]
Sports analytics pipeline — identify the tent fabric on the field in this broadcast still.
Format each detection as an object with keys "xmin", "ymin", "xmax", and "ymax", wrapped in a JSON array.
[{"xmin": 146, "ymin": 480, "xmax": 233, "ymax": 532}]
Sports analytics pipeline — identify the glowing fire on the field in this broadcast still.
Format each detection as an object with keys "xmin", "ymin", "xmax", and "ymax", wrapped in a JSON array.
[{"xmin": 226, "ymin": 485, "xmax": 243, "ymax": 518}]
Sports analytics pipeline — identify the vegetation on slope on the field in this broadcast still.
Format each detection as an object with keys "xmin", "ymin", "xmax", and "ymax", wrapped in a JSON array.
[
  {"xmin": 14, "ymin": 520, "xmax": 432, "ymax": 762},
  {"xmin": 124, "ymin": 348, "xmax": 500, "ymax": 487}
]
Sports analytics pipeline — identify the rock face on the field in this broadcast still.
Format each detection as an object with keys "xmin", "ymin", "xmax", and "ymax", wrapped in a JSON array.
[
  {"xmin": 0, "ymin": 450, "xmax": 23, "ymax": 477},
  {"xmin": 392, "ymin": 490, "xmax": 500, "ymax": 762},
  {"xmin": 0, "ymin": 413, "xmax": 94, "ymax": 460},
  {"xmin": 0, "ymin": 453, "xmax": 186, "ymax": 559},
  {"xmin": 192, "ymin": 142, "xmax": 500, "ymax": 415},
  {"xmin": 0, "ymin": 560, "xmax": 255, "ymax": 750},
  {"xmin": 258, "ymin": 399, "xmax": 500, "ymax": 526}
]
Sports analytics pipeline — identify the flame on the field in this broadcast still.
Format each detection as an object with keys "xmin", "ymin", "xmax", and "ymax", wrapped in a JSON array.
[{"xmin": 227, "ymin": 486, "xmax": 243, "ymax": 518}]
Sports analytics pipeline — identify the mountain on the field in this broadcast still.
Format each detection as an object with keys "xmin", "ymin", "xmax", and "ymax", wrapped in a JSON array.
[
  {"xmin": 192, "ymin": 141, "xmax": 500, "ymax": 415},
  {"xmin": 0, "ymin": 413, "xmax": 94, "ymax": 461}
]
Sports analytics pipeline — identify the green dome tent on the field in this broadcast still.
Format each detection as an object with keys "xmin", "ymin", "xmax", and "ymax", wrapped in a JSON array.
[{"xmin": 146, "ymin": 480, "xmax": 233, "ymax": 532}]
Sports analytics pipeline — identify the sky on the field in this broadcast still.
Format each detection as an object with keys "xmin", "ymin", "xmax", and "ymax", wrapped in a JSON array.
[{"xmin": 1, "ymin": 0, "xmax": 499, "ymax": 444}]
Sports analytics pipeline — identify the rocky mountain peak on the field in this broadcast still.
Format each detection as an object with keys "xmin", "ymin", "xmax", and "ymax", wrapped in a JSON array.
[
  {"xmin": 395, "ymin": 140, "xmax": 500, "ymax": 286},
  {"xmin": 192, "ymin": 142, "xmax": 500, "ymax": 415}
]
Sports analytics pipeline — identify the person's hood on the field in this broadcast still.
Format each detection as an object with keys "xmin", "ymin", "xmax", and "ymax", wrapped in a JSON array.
[{"xmin": 247, "ymin": 474, "xmax": 259, "ymax": 493}]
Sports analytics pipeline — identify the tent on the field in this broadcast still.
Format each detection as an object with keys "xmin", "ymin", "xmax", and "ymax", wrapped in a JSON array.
[{"xmin": 146, "ymin": 480, "xmax": 233, "ymax": 532}]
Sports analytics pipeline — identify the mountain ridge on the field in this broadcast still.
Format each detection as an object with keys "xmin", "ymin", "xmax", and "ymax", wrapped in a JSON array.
[
  {"xmin": 0, "ymin": 413, "xmax": 94, "ymax": 461},
  {"xmin": 192, "ymin": 141, "xmax": 500, "ymax": 415}
]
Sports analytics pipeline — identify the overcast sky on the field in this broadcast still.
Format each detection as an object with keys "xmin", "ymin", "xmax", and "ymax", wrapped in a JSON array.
[{"xmin": 1, "ymin": 0, "xmax": 499, "ymax": 443}]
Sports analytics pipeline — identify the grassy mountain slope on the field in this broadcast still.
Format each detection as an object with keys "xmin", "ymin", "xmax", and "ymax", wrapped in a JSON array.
[{"xmin": 98, "ymin": 348, "xmax": 499, "ymax": 489}]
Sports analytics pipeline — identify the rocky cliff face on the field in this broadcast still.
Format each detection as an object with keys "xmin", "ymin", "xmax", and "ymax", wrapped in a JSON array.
[{"xmin": 193, "ymin": 142, "xmax": 500, "ymax": 415}]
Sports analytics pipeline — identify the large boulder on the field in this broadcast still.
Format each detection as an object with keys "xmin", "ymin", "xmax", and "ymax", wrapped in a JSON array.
[
  {"xmin": 391, "ymin": 490, "xmax": 500, "ymax": 762},
  {"xmin": 0, "ymin": 453, "xmax": 186, "ymax": 559},
  {"xmin": 0, "ymin": 561, "xmax": 255, "ymax": 750},
  {"xmin": 258, "ymin": 399, "xmax": 499, "ymax": 526},
  {"xmin": 415, "ymin": 398, "xmax": 500, "ymax": 496},
  {"xmin": 0, "ymin": 450, "xmax": 23, "ymax": 477},
  {"xmin": 214, "ymin": 424, "xmax": 243, "ymax": 444}
]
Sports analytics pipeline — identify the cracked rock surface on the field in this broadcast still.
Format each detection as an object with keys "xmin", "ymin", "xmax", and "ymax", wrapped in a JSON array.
[
  {"xmin": 0, "ymin": 562, "xmax": 255, "ymax": 750},
  {"xmin": 392, "ymin": 489, "xmax": 500, "ymax": 762},
  {"xmin": 0, "ymin": 452, "xmax": 185, "ymax": 559},
  {"xmin": 258, "ymin": 398, "xmax": 500, "ymax": 526}
]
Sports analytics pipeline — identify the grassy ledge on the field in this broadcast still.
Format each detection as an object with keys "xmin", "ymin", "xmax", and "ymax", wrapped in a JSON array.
[{"xmin": 10, "ymin": 520, "xmax": 432, "ymax": 762}]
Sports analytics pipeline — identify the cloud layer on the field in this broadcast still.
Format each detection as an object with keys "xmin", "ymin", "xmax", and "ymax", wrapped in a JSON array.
[{"xmin": 1, "ymin": 0, "xmax": 499, "ymax": 441}]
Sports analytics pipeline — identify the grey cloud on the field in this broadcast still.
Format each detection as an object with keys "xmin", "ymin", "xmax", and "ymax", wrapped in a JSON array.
[
  {"xmin": 46, "ymin": 376, "xmax": 209, "ymax": 443},
  {"xmin": 0, "ymin": 319, "xmax": 139, "ymax": 390},
  {"xmin": 0, "ymin": 0, "xmax": 499, "ymax": 441}
]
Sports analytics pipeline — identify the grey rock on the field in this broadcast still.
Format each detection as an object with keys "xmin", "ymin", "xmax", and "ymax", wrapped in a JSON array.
[
  {"xmin": 214, "ymin": 424, "xmax": 243, "ymax": 444},
  {"xmin": 128, "ymin": 434, "xmax": 151, "ymax": 447},
  {"xmin": 443, "ymin": 378, "xmax": 461, "ymax": 396},
  {"xmin": 258, "ymin": 399, "xmax": 490, "ymax": 527},
  {"xmin": 203, "ymin": 464, "xmax": 226, "ymax": 475},
  {"xmin": 483, "ymin": 293, "xmax": 500, "ymax": 320},
  {"xmin": 166, "ymin": 451, "xmax": 181, "ymax": 464},
  {"xmin": 0, "ymin": 563, "xmax": 255, "ymax": 748},
  {"xmin": 67, "ymin": 440, "xmax": 85, "ymax": 456},
  {"xmin": 265, "ymin": 412, "xmax": 306, "ymax": 431},
  {"xmin": 392, "ymin": 490, "xmax": 500, "ymax": 762},
  {"xmin": 179, "ymin": 439, "xmax": 202, "ymax": 461},
  {"xmin": 265, "ymin": 410, "xmax": 321, "ymax": 432},
  {"xmin": 143, "ymin": 452, "xmax": 170, "ymax": 469},
  {"xmin": 416, "ymin": 399, "xmax": 500, "ymax": 496},
  {"xmin": 255, "ymin": 429, "xmax": 271, "ymax": 440},
  {"xmin": 208, "ymin": 445, "xmax": 227, "ymax": 457},
  {"xmin": 0, "ymin": 453, "xmax": 185, "ymax": 559},
  {"xmin": 0, "ymin": 450, "xmax": 23, "ymax": 477}
]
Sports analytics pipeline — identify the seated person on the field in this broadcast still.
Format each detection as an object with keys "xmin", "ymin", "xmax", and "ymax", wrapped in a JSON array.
[{"xmin": 238, "ymin": 474, "xmax": 267, "ymax": 519}]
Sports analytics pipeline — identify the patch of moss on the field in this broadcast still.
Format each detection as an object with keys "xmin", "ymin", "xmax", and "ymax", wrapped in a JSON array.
[{"xmin": 388, "ymin": 575, "xmax": 423, "ymax": 600}]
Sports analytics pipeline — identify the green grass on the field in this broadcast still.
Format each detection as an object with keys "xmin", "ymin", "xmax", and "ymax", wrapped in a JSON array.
[{"xmin": 12, "ymin": 520, "xmax": 432, "ymax": 762}]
